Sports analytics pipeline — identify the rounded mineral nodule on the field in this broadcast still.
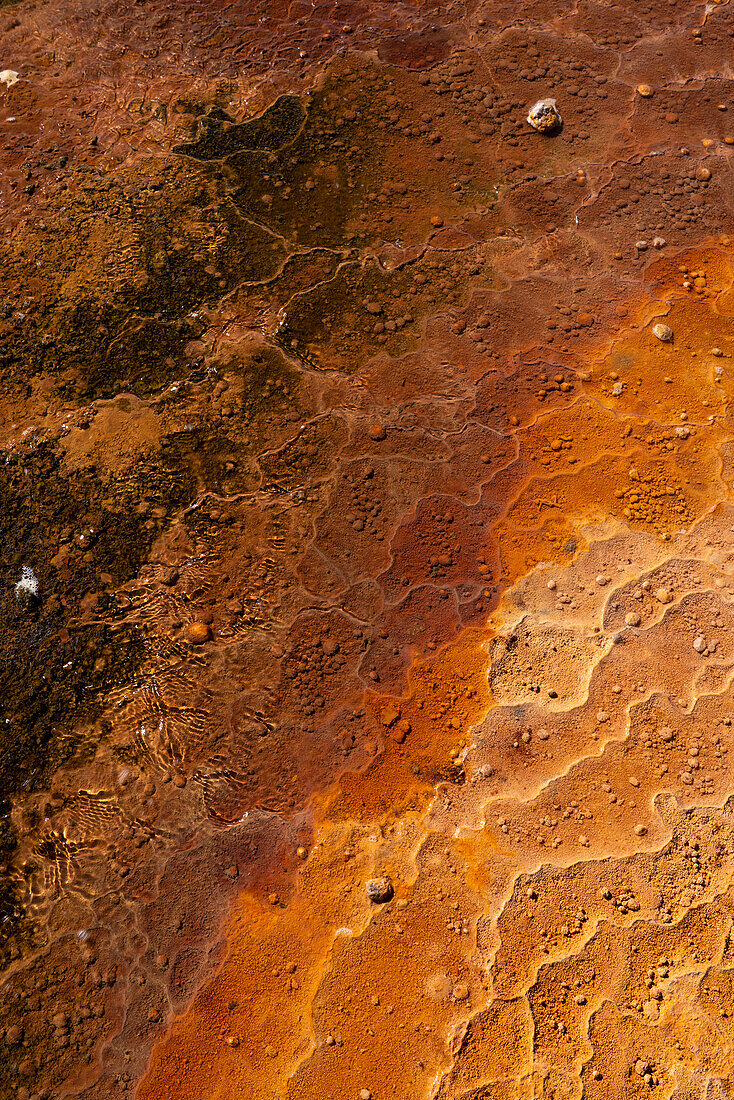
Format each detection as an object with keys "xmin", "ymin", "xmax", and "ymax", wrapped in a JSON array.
[
  {"xmin": 366, "ymin": 877, "xmax": 394, "ymax": 903},
  {"xmin": 186, "ymin": 621, "xmax": 212, "ymax": 644},
  {"xmin": 527, "ymin": 99, "xmax": 562, "ymax": 134}
]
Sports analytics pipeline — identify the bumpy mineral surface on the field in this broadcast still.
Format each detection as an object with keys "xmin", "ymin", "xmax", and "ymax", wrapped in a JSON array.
[{"xmin": 2, "ymin": 0, "xmax": 734, "ymax": 1098}]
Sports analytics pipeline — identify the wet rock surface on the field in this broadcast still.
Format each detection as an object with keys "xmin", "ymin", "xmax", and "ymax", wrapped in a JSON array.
[{"xmin": 1, "ymin": 0, "xmax": 734, "ymax": 1098}]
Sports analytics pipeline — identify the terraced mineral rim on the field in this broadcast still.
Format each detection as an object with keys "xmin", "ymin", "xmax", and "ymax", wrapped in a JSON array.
[{"xmin": 2, "ymin": 0, "xmax": 734, "ymax": 1098}]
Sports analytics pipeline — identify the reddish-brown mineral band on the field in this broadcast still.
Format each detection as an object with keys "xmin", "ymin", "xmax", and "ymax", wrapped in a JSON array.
[{"xmin": 0, "ymin": 1, "xmax": 733, "ymax": 1099}]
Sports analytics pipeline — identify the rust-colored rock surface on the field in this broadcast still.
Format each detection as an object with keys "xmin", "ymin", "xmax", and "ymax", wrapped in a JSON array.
[{"xmin": 2, "ymin": 0, "xmax": 734, "ymax": 1098}]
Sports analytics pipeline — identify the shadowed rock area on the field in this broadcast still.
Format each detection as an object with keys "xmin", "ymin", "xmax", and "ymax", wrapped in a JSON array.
[{"xmin": 2, "ymin": 0, "xmax": 734, "ymax": 1098}]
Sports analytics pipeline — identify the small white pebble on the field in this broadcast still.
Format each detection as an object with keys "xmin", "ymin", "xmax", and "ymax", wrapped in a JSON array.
[
  {"xmin": 653, "ymin": 322, "xmax": 673, "ymax": 342},
  {"xmin": 527, "ymin": 99, "xmax": 562, "ymax": 133}
]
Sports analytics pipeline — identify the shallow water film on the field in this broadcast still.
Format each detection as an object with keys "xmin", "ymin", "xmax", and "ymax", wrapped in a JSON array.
[{"xmin": 3, "ymin": 1, "xmax": 734, "ymax": 1097}]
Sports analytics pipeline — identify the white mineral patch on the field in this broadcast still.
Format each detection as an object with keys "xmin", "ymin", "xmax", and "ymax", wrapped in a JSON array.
[
  {"xmin": 0, "ymin": 70, "xmax": 19, "ymax": 88},
  {"xmin": 14, "ymin": 564, "xmax": 39, "ymax": 601}
]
